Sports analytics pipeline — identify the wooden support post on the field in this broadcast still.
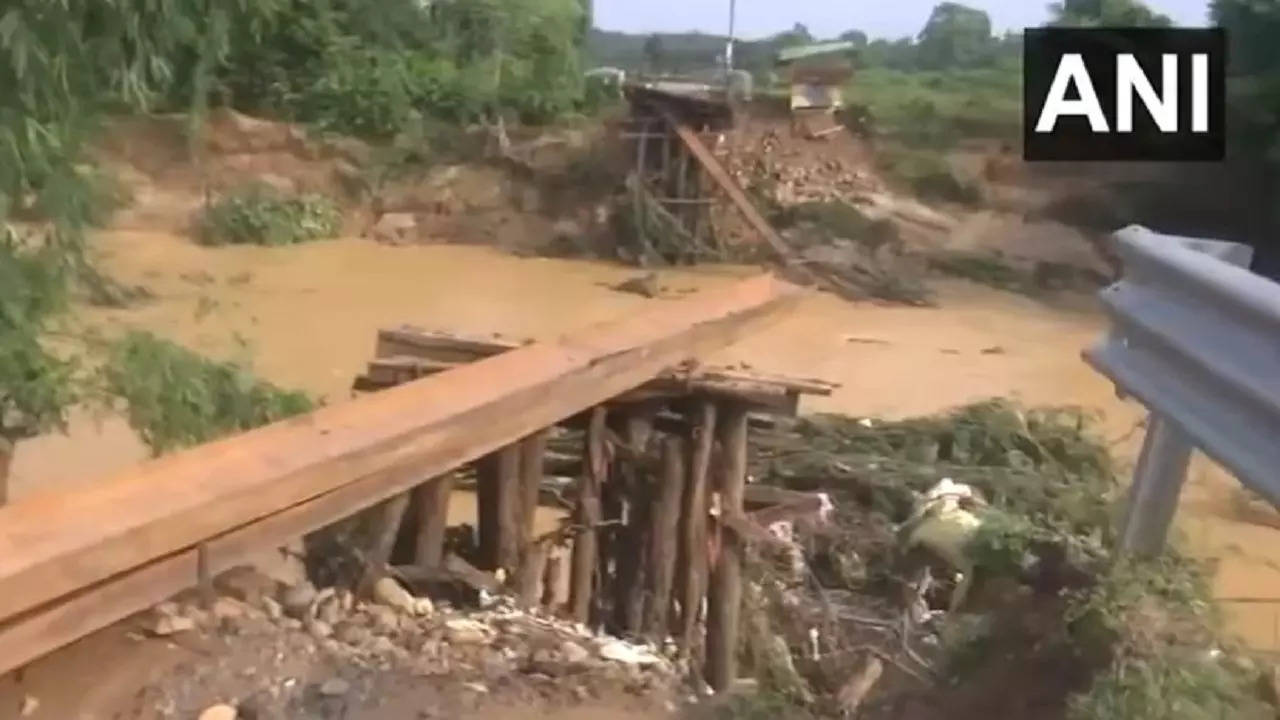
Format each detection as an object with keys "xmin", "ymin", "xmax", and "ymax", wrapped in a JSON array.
[
  {"xmin": 679, "ymin": 401, "xmax": 717, "ymax": 652},
  {"xmin": 613, "ymin": 413, "xmax": 654, "ymax": 636},
  {"xmin": 705, "ymin": 403, "xmax": 749, "ymax": 692},
  {"xmin": 569, "ymin": 407, "xmax": 607, "ymax": 623},
  {"xmin": 476, "ymin": 445, "xmax": 520, "ymax": 573},
  {"xmin": 515, "ymin": 541, "xmax": 549, "ymax": 608},
  {"xmin": 412, "ymin": 474, "xmax": 454, "ymax": 568},
  {"xmin": 196, "ymin": 544, "xmax": 214, "ymax": 609},
  {"xmin": 543, "ymin": 548, "xmax": 566, "ymax": 608},
  {"xmin": 517, "ymin": 430, "xmax": 549, "ymax": 546},
  {"xmin": 644, "ymin": 435, "xmax": 686, "ymax": 640},
  {"xmin": 365, "ymin": 492, "xmax": 411, "ymax": 583},
  {"xmin": 514, "ymin": 429, "xmax": 550, "ymax": 605}
]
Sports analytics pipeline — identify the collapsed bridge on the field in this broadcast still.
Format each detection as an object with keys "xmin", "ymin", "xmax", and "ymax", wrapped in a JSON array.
[{"xmin": 0, "ymin": 274, "xmax": 837, "ymax": 692}]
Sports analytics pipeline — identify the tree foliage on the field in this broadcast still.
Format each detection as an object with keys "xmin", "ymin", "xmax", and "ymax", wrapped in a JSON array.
[
  {"xmin": 0, "ymin": 232, "xmax": 74, "ymax": 442},
  {"xmin": 1047, "ymin": 0, "xmax": 1173, "ymax": 26},
  {"xmin": 916, "ymin": 3, "xmax": 996, "ymax": 70}
]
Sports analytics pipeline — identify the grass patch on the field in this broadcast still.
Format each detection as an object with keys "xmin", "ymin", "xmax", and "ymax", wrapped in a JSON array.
[
  {"xmin": 851, "ymin": 66, "xmax": 1023, "ymax": 148},
  {"xmin": 197, "ymin": 183, "xmax": 342, "ymax": 247},
  {"xmin": 101, "ymin": 331, "xmax": 314, "ymax": 455}
]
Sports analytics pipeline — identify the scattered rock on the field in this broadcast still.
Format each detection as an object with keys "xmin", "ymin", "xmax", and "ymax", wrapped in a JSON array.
[
  {"xmin": 280, "ymin": 583, "xmax": 317, "ymax": 619},
  {"xmin": 367, "ymin": 605, "xmax": 401, "ymax": 635},
  {"xmin": 597, "ymin": 640, "xmax": 661, "ymax": 667},
  {"xmin": 369, "ymin": 212, "xmax": 420, "ymax": 245},
  {"xmin": 336, "ymin": 622, "xmax": 374, "ymax": 648},
  {"xmin": 212, "ymin": 597, "xmax": 248, "ymax": 621},
  {"xmin": 560, "ymin": 640, "xmax": 590, "ymax": 665},
  {"xmin": 373, "ymin": 576, "xmax": 432, "ymax": 616},
  {"xmin": 19, "ymin": 695, "xmax": 38, "ymax": 717},
  {"xmin": 307, "ymin": 620, "xmax": 334, "ymax": 640},
  {"xmin": 260, "ymin": 596, "xmax": 283, "ymax": 621},
  {"xmin": 147, "ymin": 612, "xmax": 196, "ymax": 637},
  {"xmin": 980, "ymin": 345, "xmax": 1007, "ymax": 355},
  {"xmin": 215, "ymin": 567, "xmax": 279, "ymax": 607},
  {"xmin": 197, "ymin": 704, "xmax": 238, "ymax": 720},
  {"xmin": 610, "ymin": 273, "xmax": 660, "ymax": 299},
  {"xmin": 319, "ymin": 678, "xmax": 351, "ymax": 697},
  {"xmin": 445, "ymin": 618, "xmax": 493, "ymax": 645}
]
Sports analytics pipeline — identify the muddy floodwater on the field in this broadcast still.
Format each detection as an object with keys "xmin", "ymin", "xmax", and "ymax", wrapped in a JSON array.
[{"xmin": 13, "ymin": 230, "xmax": 1280, "ymax": 650}]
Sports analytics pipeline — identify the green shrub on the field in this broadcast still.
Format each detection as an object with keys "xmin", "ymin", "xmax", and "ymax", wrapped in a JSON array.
[
  {"xmin": 102, "ymin": 331, "xmax": 314, "ymax": 455},
  {"xmin": 0, "ymin": 231, "xmax": 76, "ymax": 441},
  {"xmin": 197, "ymin": 184, "xmax": 341, "ymax": 246}
]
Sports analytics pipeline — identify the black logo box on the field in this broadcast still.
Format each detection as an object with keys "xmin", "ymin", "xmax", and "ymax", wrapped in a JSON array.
[{"xmin": 1024, "ymin": 28, "xmax": 1226, "ymax": 162}]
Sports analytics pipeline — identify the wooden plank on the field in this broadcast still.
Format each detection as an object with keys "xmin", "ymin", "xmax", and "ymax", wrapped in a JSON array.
[
  {"xmin": 663, "ymin": 112, "xmax": 798, "ymax": 267},
  {"xmin": 0, "ymin": 274, "xmax": 797, "ymax": 632},
  {"xmin": 679, "ymin": 401, "xmax": 716, "ymax": 652},
  {"xmin": 705, "ymin": 403, "xmax": 750, "ymax": 691},
  {"xmin": 570, "ymin": 407, "xmax": 608, "ymax": 623},
  {"xmin": 645, "ymin": 435, "xmax": 685, "ymax": 640},
  {"xmin": 0, "ymin": 551, "xmax": 198, "ymax": 677},
  {"xmin": 376, "ymin": 327, "xmax": 525, "ymax": 363}
]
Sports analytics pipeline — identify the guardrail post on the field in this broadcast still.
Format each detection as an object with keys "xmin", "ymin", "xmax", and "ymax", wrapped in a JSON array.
[{"xmin": 1120, "ymin": 417, "xmax": 1193, "ymax": 555}]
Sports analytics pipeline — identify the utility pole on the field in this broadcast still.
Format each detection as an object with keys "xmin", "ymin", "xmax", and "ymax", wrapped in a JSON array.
[{"xmin": 725, "ymin": 0, "xmax": 737, "ymax": 76}]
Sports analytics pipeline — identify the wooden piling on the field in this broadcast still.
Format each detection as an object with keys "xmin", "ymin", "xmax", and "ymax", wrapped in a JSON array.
[
  {"xmin": 705, "ymin": 403, "xmax": 749, "ymax": 691},
  {"xmin": 366, "ymin": 491, "xmax": 411, "ymax": 581},
  {"xmin": 412, "ymin": 474, "xmax": 454, "ymax": 568},
  {"xmin": 476, "ymin": 444, "xmax": 521, "ymax": 573},
  {"xmin": 679, "ymin": 401, "xmax": 717, "ymax": 651},
  {"xmin": 515, "ymin": 540, "xmax": 549, "ymax": 608},
  {"xmin": 570, "ymin": 406, "xmax": 607, "ymax": 623},
  {"xmin": 543, "ymin": 548, "xmax": 566, "ymax": 608},
  {"xmin": 645, "ymin": 434, "xmax": 686, "ymax": 640},
  {"xmin": 614, "ymin": 414, "xmax": 654, "ymax": 635}
]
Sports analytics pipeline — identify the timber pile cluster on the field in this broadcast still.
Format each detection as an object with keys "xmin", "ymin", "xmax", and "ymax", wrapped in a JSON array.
[
  {"xmin": 350, "ymin": 324, "xmax": 840, "ymax": 699},
  {"xmin": 611, "ymin": 89, "xmax": 944, "ymax": 306}
]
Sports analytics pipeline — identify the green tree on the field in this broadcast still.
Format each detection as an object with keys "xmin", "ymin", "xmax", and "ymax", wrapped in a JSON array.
[
  {"xmin": 838, "ymin": 30, "xmax": 869, "ymax": 49},
  {"xmin": 916, "ymin": 3, "xmax": 996, "ymax": 70},
  {"xmin": 643, "ymin": 33, "xmax": 666, "ymax": 73},
  {"xmin": 1047, "ymin": 0, "xmax": 1173, "ymax": 26}
]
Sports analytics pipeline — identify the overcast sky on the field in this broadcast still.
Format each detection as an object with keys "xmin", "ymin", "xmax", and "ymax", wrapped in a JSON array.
[{"xmin": 594, "ymin": 1, "xmax": 1213, "ymax": 40}]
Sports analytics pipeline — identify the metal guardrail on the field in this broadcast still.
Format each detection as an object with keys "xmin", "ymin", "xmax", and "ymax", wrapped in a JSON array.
[{"xmin": 1084, "ymin": 225, "xmax": 1280, "ymax": 554}]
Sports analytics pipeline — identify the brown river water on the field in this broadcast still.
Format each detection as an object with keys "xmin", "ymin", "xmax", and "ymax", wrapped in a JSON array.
[{"xmin": 11, "ymin": 230, "xmax": 1280, "ymax": 651}]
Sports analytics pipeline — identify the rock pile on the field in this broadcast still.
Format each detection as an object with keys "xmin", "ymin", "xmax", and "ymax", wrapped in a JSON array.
[{"xmin": 140, "ymin": 569, "xmax": 679, "ymax": 718}]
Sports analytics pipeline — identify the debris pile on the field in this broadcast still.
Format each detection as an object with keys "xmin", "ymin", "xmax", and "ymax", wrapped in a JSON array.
[
  {"xmin": 725, "ymin": 128, "xmax": 884, "ymax": 208},
  {"xmin": 134, "ymin": 571, "xmax": 680, "ymax": 718},
  {"xmin": 720, "ymin": 400, "xmax": 1124, "ymax": 716}
]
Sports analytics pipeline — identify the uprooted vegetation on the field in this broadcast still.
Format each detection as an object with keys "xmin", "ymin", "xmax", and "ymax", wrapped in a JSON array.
[
  {"xmin": 197, "ymin": 183, "xmax": 343, "ymax": 246},
  {"xmin": 729, "ymin": 400, "xmax": 1272, "ymax": 719},
  {"xmin": 100, "ymin": 331, "xmax": 314, "ymax": 455}
]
